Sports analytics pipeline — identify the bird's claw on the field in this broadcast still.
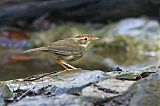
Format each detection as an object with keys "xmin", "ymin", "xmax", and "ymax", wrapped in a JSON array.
[
  {"xmin": 76, "ymin": 68, "xmax": 82, "ymax": 70},
  {"xmin": 64, "ymin": 68, "xmax": 81, "ymax": 72},
  {"xmin": 64, "ymin": 69, "xmax": 74, "ymax": 72}
]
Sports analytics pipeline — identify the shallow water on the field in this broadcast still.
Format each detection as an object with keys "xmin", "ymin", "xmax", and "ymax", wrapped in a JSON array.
[{"xmin": 0, "ymin": 48, "xmax": 159, "ymax": 81}]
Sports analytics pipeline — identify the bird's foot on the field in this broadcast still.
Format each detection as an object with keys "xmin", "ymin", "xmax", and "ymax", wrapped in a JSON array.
[
  {"xmin": 64, "ymin": 69, "xmax": 74, "ymax": 72},
  {"xmin": 76, "ymin": 68, "xmax": 82, "ymax": 70},
  {"xmin": 63, "ymin": 68, "xmax": 81, "ymax": 72}
]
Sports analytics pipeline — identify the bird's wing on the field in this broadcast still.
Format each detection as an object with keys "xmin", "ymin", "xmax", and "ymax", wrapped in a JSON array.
[{"xmin": 48, "ymin": 38, "xmax": 84, "ymax": 56}]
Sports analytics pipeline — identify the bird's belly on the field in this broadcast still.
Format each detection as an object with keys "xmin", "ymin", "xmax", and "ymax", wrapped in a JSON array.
[
  {"xmin": 63, "ymin": 55, "xmax": 74, "ymax": 60},
  {"xmin": 60, "ymin": 54, "xmax": 83, "ymax": 61}
]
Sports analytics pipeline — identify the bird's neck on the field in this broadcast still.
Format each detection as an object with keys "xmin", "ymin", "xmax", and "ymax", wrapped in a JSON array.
[{"xmin": 79, "ymin": 41, "xmax": 90, "ymax": 48}]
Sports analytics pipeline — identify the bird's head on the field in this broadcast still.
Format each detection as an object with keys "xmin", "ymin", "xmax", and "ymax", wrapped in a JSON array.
[{"xmin": 74, "ymin": 34, "xmax": 99, "ymax": 48}]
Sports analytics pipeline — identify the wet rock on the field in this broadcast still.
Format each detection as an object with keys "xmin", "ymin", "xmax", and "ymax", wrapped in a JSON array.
[
  {"xmin": 9, "ymin": 94, "xmax": 93, "ymax": 106},
  {"xmin": 6, "ymin": 70, "xmax": 109, "ymax": 98},
  {"xmin": 0, "ymin": 82, "xmax": 12, "ymax": 106},
  {"xmin": 107, "ymin": 65, "xmax": 160, "ymax": 80},
  {"xmin": 82, "ymin": 79, "xmax": 135, "ymax": 100},
  {"xmin": 105, "ymin": 70, "xmax": 160, "ymax": 106}
]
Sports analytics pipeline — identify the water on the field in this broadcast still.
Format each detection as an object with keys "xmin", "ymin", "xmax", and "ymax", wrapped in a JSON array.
[{"xmin": 0, "ymin": 47, "xmax": 159, "ymax": 81}]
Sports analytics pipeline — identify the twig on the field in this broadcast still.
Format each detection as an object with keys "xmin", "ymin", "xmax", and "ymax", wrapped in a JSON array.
[
  {"xmin": 23, "ymin": 70, "xmax": 67, "ymax": 81},
  {"xmin": 15, "ymin": 86, "xmax": 36, "ymax": 101}
]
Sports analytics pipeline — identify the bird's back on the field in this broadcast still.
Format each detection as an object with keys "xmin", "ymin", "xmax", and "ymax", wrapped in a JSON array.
[{"xmin": 48, "ymin": 38, "xmax": 86, "ymax": 58}]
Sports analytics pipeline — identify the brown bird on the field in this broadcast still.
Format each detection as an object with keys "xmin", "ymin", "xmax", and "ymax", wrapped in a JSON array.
[{"xmin": 23, "ymin": 34, "xmax": 99, "ymax": 71}]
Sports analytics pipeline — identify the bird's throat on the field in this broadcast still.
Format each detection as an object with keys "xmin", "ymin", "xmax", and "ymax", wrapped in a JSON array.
[
  {"xmin": 79, "ymin": 41, "xmax": 90, "ymax": 48},
  {"xmin": 79, "ymin": 44, "xmax": 88, "ymax": 48}
]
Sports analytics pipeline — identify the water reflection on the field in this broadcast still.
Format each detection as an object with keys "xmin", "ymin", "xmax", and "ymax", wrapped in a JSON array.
[
  {"xmin": 0, "ymin": 47, "xmax": 158, "ymax": 80},
  {"xmin": 0, "ymin": 49, "xmax": 60, "ymax": 80}
]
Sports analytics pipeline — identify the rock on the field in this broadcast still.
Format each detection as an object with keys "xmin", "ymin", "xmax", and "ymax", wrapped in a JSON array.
[
  {"xmin": 105, "ymin": 70, "xmax": 160, "ymax": 106},
  {"xmin": 0, "ymin": 82, "xmax": 12, "ymax": 106},
  {"xmin": 6, "ymin": 70, "xmax": 109, "ymax": 98},
  {"xmin": 93, "ymin": 18, "xmax": 160, "ymax": 69},
  {"xmin": 107, "ymin": 65, "xmax": 160, "ymax": 80},
  {"xmin": 112, "ymin": 18, "xmax": 160, "ymax": 37},
  {"xmin": 9, "ymin": 94, "xmax": 93, "ymax": 106},
  {"xmin": 82, "ymin": 78, "xmax": 135, "ymax": 100},
  {"xmin": 4, "ymin": 65, "xmax": 160, "ymax": 105},
  {"xmin": 0, "ymin": 96, "xmax": 5, "ymax": 106},
  {"xmin": 5, "ymin": 70, "xmax": 112, "ymax": 106},
  {"xmin": 0, "ymin": 82, "xmax": 12, "ymax": 98},
  {"xmin": 101, "ymin": 18, "xmax": 160, "ymax": 52}
]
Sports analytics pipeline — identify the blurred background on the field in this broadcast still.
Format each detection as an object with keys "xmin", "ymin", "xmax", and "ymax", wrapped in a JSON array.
[{"xmin": 0, "ymin": 0, "xmax": 159, "ymax": 80}]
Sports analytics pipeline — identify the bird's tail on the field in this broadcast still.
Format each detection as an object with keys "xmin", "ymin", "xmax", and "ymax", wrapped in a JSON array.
[{"xmin": 23, "ymin": 47, "xmax": 48, "ymax": 53}]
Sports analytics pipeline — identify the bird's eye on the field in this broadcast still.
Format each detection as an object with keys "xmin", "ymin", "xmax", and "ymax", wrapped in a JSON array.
[{"xmin": 84, "ymin": 38, "xmax": 88, "ymax": 41}]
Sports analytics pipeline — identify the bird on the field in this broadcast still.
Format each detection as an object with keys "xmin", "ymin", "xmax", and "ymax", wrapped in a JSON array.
[{"xmin": 23, "ymin": 34, "xmax": 99, "ymax": 71}]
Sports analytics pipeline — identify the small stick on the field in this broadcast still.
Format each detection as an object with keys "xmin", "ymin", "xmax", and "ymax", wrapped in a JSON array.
[
  {"xmin": 15, "ymin": 86, "xmax": 36, "ymax": 101},
  {"xmin": 23, "ymin": 70, "xmax": 67, "ymax": 81}
]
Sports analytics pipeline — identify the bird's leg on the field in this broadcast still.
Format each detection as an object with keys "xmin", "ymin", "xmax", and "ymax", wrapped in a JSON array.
[
  {"xmin": 56, "ymin": 58, "xmax": 69, "ymax": 70},
  {"xmin": 61, "ymin": 61, "xmax": 77, "ymax": 70},
  {"xmin": 56, "ymin": 58, "xmax": 78, "ymax": 71}
]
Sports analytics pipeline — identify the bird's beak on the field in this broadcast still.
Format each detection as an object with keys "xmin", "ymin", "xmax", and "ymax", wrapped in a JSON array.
[{"xmin": 91, "ymin": 37, "xmax": 99, "ymax": 40}]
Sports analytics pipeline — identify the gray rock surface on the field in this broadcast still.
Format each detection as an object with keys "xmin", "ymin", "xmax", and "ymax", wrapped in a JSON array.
[
  {"xmin": 9, "ymin": 94, "xmax": 93, "ymax": 106},
  {"xmin": 105, "ymin": 70, "xmax": 160, "ymax": 106},
  {"xmin": 0, "ymin": 96, "xmax": 5, "ymax": 106},
  {"xmin": 112, "ymin": 18, "xmax": 160, "ymax": 37},
  {"xmin": 0, "ymin": 83, "xmax": 12, "ymax": 98},
  {"xmin": 82, "ymin": 78, "xmax": 135, "ymax": 100},
  {"xmin": 7, "ymin": 70, "xmax": 109, "ymax": 96},
  {"xmin": 1, "ymin": 65, "xmax": 160, "ymax": 106},
  {"xmin": 107, "ymin": 65, "xmax": 160, "ymax": 80},
  {"xmin": 6, "ymin": 70, "xmax": 109, "ymax": 106},
  {"xmin": 0, "ymin": 82, "xmax": 12, "ymax": 106}
]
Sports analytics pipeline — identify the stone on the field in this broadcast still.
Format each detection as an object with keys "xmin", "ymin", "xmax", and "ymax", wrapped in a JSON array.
[
  {"xmin": 82, "ymin": 78, "xmax": 135, "ymax": 100},
  {"xmin": 105, "ymin": 70, "xmax": 160, "ymax": 106},
  {"xmin": 0, "ymin": 96, "xmax": 5, "ymax": 106},
  {"xmin": 107, "ymin": 65, "xmax": 160, "ymax": 80},
  {"xmin": 9, "ymin": 94, "xmax": 93, "ymax": 106},
  {"xmin": 6, "ymin": 70, "xmax": 109, "ymax": 97},
  {"xmin": 0, "ymin": 82, "xmax": 12, "ymax": 106},
  {"xmin": 113, "ymin": 18, "xmax": 160, "ymax": 37}
]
